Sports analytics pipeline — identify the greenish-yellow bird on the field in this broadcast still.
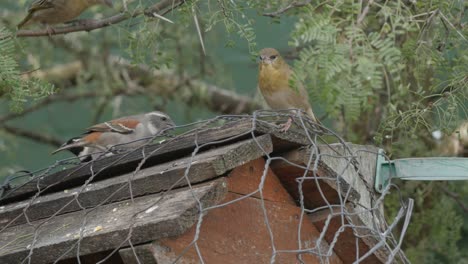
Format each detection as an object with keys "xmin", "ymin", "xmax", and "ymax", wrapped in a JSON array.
[{"xmin": 258, "ymin": 48, "xmax": 318, "ymax": 130}]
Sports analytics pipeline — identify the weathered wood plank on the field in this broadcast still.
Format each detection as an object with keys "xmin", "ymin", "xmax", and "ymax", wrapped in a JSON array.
[
  {"xmin": 0, "ymin": 135, "xmax": 273, "ymax": 229},
  {"xmin": 314, "ymin": 143, "xmax": 382, "ymax": 230},
  {"xmin": 0, "ymin": 118, "xmax": 313, "ymax": 205},
  {"xmin": 270, "ymin": 147, "xmax": 361, "ymax": 207},
  {"xmin": 0, "ymin": 180, "xmax": 226, "ymax": 264},
  {"xmin": 0, "ymin": 120, "xmax": 250, "ymax": 204}
]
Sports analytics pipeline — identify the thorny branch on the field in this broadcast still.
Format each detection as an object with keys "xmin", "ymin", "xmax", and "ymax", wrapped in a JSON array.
[
  {"xmin": 14, "ymin": 0, "xmax": 185, "ymax": 38},
  {"xmin": 0, "ymin": 51, "xmax": 261, "ymax": 148},
  {"xmin": 0, "ymin": 57, "xmax": 261, "ymax": 125},
  {"xmin": 263, "ymin": 0, "xmax": 312, "ymax": 17},
  {"xmin": 0, "ymin": 90, "xmax": 130, "ymax": 124},
  {"xmin": 357, "ymin": 0, "xmax": 375, "ymax": 25},
  {"xmin": 0, "ymin": 124, "xmax": 63, "ymax": 147},
  {"xmin": 441, "ymin": 186, "xmax": 468, "ymax": 213}
]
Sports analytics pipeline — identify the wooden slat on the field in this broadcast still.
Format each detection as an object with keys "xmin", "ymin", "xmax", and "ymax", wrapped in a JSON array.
[
  {"xmin": 0, "ymin": 120, "xmax": 249, "ymax": 204},
  {"xmin": 0, "ymin": 118, "xmax": 312, "ymax": 205},
  {"xmin": 0, "ymin": 135, "xmax": 273, "ymax": 229},
  {"xmin": 0, "ymin": 180, "xmax": 226, "ymax": 264},
  {"xmin": 312, "ymin": 143, "xmax": 381, "ymax": 229},
  {"xmin": 270, "ymin": 147, "xmax": 361, "ymax": 207}
]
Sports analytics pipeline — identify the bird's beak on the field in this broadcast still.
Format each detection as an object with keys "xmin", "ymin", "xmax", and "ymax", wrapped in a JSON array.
[
  {"xmin": 103, "ymin": 0, "xmax": 113, "ymax": 8},
  {"xmin": 258, "ymin": 55, "xmax": 265, "ymax": 63},
  {"xmin": 164, "ymin": 121, "xmax": 176, "ymax": 132},
  {"xmin": 258, "ymin": 55, "xmax": 272, "ymax": 65}
]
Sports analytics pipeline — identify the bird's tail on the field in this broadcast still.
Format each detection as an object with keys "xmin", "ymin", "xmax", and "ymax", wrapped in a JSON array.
[
  {"xmin": 306, "ymin": 108, "xmax": 318, "ymax": 123},
  {"xmin": 51, "ymin": 137, "xmax": 86, "ymax": 155},
  {"xmin": 17, "ymin": 13, "xmax": 32, "ymax": 29}
]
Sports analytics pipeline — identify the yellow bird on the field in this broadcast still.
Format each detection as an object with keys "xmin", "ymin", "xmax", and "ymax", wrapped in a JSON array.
[
  {"xmin": 257, "ymin": 48, "xmax": 318, "ymax": 131},
  {"xmin": 18, "ymin": 0, "xmax": 113, "ymax": 29}
]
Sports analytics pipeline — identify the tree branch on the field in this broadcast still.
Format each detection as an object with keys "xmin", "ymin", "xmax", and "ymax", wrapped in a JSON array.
[
  {"xmin": 440, "ymin": 186, "xmax": 468, "ymax": 213},
  {"xmin": 263, "ymin": 0, "xmax": 312, "ymax": 18},
  {"xmin": 116, "ymin": 56, "xmax": 263, "ymax": 115},
  {"xmin": 2, "ymin": 56, "xmax": 262, "ymax": 123},
  {"xmin": 14, "ymin": 0, "xmax": 185, "ymax": 38},
  {"xmin": 1, "ymin": 57, "xmax": 262, "ymax": 149},
  {"xmin": 357, "ymin": 0, "xmax": 375, "ymax": 25},
  {"xmin": 1, "ymin": 124, "xmax": 63, "ymax": 147},
  {"xmin": 0, "ymin": 91, "xmax": 105, "ymax": 123}
]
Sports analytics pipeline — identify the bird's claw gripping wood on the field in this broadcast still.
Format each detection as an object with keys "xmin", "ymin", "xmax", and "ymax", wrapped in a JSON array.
[{"xmin": 278, "ymin": 117, "xmax": 293, "ymax": 133}]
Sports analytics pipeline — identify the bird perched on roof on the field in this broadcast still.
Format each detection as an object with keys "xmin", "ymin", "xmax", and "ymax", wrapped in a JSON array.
[
  {"xmin": 52, "ymin": 111, "xmax": 175, "ymax": 162},
  {"xmin": 17, "ymin": 0, "xmax": 113, "ymax": 29},
  {"xmin": 257, "ymin": 48, "xmax": 318, "ymax": 131}
]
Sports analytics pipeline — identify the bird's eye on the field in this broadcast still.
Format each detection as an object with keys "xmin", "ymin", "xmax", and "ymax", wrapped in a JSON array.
[
  {"xmin": 161, "ymin": 116, "xmax": 167, "ymax": 121},
  {"xmin": 270, "ymin": 55, "xmax": 277, "ymax": 60}
]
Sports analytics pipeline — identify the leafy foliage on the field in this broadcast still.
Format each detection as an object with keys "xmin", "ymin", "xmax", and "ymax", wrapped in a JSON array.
[
  {"xmin": 0, "ymin": 28, "xmax": 54, "ymax": 112},
  {"xmin": 387, "ymin": 182, "xmax": 466, "ymax": 263},
  {"xmin": 205, "ymin": 0, "xmax": 258, "ymax": 55},
  {"xmin": 282, "ymin": 0, "xmax": 468, "ymax": 262}
]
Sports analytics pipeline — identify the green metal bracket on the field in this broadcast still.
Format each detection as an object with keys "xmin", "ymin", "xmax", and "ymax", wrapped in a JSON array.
[{"xmin": 375, "ymin": 149, "xmax": 468, "ymax": 193}]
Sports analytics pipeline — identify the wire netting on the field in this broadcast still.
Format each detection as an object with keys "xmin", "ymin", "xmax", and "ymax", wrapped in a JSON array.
[{"xmin": 0, "ymin": 110, "xmax": 412, "ymax": 264}]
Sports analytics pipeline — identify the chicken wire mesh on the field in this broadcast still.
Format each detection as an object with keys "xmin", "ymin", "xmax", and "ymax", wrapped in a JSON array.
[{"xmin": 0, "ymin": 110, "xmax": 413, "ymax": 264}]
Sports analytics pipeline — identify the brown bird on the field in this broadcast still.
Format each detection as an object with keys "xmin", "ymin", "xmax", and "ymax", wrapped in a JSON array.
[
  {"xmin": 52, "ymin": 111, "xmax": 175, "ymax": 162},
  {"xmin": 17, "ymin": 0, "xmax": 113, "ymax": 29},
  {"xmin": 257, "ymin": 48, "xmax": 318, "ymax": 131}
]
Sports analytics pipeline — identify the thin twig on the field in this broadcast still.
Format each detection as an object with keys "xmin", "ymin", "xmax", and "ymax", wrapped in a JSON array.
[
  {"xmin": 1, "ymin": 56, "xmax": 261, "ymax": 123},
  {"xmin": 0, "ymin": 92, "xmax": 104, "ymax": 123},
  {"xmin": 440, "ymin": 186, "xmax": 468, "ymax": 213},
  {"xmin": 439, "ymin": 11, "xmax": 468, "ymax": 42},
  {"xmin": 1, "ymin": 124, "xmax": 63, "ymax": 147},
  {"xmin": 13, "ymin": 0, "xmax": 184, "ymax": 38},
  {"xmin": 357, "ymin": 0, "xmax": 374, "ymax": 25},
  {"xmin": 263, "ymin": 0, "xmax": 312, "ymax": 18},
  {"xmin": 192, "ymin": 6, "xmax": 206, "ymax": 55}
]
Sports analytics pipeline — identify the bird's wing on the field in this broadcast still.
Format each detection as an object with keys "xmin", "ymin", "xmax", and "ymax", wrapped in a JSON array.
[
  {"xmin": 287, "ymin": 83, "xmax": 318, "ymax": 122},
  {"xmin": 17, "ymin": 0, "xmax": 54, "ymax": 28},
  {"xmin": 29, "ymin": 0, "xmax": 55, "ymax": 12},
  {"xmin": 287, "ymin": 83, "xmax": 312, "ymax": 110},
  {"xmin": 87, "ymin": 119, "xmax": 141, "ymax": 134}
]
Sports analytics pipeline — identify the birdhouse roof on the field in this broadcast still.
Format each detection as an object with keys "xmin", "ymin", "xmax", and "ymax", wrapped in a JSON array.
[{"xmin": 0, "ymin": 115, "xmax": 408, "ymax": 263}]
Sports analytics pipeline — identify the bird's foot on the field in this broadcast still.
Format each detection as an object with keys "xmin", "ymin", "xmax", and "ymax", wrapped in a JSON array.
[
  {"xmin": 278, "ymin": 117, "xmax": 293, "ymax": 132},
  {"xmin": 44, "ymin": 24, "xmax": 56, "ymax": 38}
]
